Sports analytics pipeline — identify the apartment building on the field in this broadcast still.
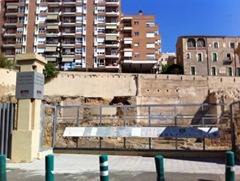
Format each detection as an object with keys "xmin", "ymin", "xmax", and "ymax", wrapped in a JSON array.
[
  {"xmin": 0, "ymin": 0, "xmax": 161, "ymax": 73},
  {"xmin": 120, "ymin": 10, "xmax": 161, "ymax": 73},
  {"xmin": 176, "ymin": 36, "xmax": 240, "ymax": 76}
]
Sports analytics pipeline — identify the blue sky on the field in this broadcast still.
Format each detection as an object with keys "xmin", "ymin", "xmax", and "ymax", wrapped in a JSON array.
[{"xmin": 121, "ymin": 0, "xmax": 240, "ymax": 53}]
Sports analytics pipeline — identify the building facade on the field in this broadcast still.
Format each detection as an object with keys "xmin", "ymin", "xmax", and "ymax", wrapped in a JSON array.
[
  {"xmin": 0, "ymin": 0, "xmax": 161, "ymax": 73},
  {"xmin": 120, "ymin": 10, "xmax": 161, "ymax": 73},
  {"xmin": 176, "ymin": 36, "xmax": 240, "ymax": 76}
]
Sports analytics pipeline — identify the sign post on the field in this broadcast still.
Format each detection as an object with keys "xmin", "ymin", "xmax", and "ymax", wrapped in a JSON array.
[{"xmin": 11, "ymin": 53, "xmax": 51, "ymax": 163}]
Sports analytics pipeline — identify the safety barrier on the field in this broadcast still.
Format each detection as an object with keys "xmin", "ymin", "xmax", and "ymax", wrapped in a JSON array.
[{"xmin": 1, "ymin": 151, "xmax": 236, "ymax": 181}]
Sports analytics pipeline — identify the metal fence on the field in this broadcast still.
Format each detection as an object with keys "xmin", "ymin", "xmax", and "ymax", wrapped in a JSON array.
[
  {"xmin": 0, "ymin": 103, "xmax": 15, "ymax": 158},
  {"xmin": 41, "ymin": 103, "xmax": 233, "ymax": 151},
  {"xmin": 230, "ymin": 101, "xmax": 240, "ymax": 152}
]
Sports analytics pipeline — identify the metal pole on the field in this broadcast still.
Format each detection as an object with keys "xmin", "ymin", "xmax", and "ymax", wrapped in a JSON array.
[
  {"xmin": 155, "ymin": 155, "xmax": 165, "ymax": 181},
  {"xmin": 123, "ymin": 106, "xmax": 126, "ymax": 148},
  {"xmin": 45, "ymin": 155, "xmax": 54, "ymax": 181},
  {"xmin": 99, "ymin": 154, "xmax": 109, "ymax": 181},
  {"xmin": 225, "ymin": 151, "xmax": 235, "ymax": 181},
  {"xmin": 0, "ymin": 155, "xmax": 6, "ymax": 181},
  {"xmin": 148, "ymin": 106, "xmax": 151, "ymax": 149}
]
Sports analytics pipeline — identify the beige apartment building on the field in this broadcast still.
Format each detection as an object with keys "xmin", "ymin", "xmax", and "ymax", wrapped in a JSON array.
[
  {"xmin": 0, "ymin": 0, "xmax": 161, "ymax": 73},
  {"xmin": 176, "ymin": 36, "xmax": 240, "ymax": 76}
]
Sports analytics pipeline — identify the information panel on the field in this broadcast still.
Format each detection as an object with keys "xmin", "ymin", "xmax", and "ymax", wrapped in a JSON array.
[
  {"xmin": 63, "ymin": 126, "xmax": 219, "ymax": 139},
  {"xmin": 16, "ymin": 72, "xmax": 44, "ymax": 99}
]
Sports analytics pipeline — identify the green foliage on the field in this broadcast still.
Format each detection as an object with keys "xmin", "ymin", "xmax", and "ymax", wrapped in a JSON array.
[
  {"xmin": 161, "ymin": 64, "xmax": 183, "ymax": 74},
  {"xmin": 0, "ymin": 54, "xmax": 15, "ymax": 69},
  {"xmin": 44, "ymin": 63, "xmax": 59, "ymax": 80},
  {"xmin": 161, "ymin": 64, "xmax": 169, "ymax": 73}
]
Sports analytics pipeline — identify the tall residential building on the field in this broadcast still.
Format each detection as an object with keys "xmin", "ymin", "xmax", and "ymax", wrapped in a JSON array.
[
  {"xmin": 0, "ymin": 0, "xmax": 161, "ymax": 73},
  {"xmin": 176, "ymin": 36, "xmax": 240, "ymax": 76},
  {"xmin": 120, "ymin": 10, "xmax": 161, "ymax": 73}
]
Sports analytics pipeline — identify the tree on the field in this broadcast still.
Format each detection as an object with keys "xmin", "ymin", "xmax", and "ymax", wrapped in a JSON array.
[
  {"xmin": 0, "ymin": 54, "xmax": 15, "ymax": 69},
  {"xmin": 161, "ymin": 64, "xmax": 183, "ymax": 74},
  {"xmin": 44, "ymin": 63, "xmax": 59, "ymax": 81}
]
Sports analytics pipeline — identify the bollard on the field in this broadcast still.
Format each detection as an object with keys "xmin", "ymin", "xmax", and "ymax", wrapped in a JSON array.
[
  {"xmin": 225, "ymin": 151, "xmax": 235, "ymax": 181},
  {"xmin": 99, "ymin": 154, "xmax": 109, "ymax": 181},
  {"xmin": 45, "ymin": 155, "xmax": 54, "ymax": 181},
  {"xmin": 0, "ymin": 155, "xmax": 7, "ymax": 181},
  {"xmin": 155, "ymin": 155, "xmax": 165, "ymax": 181}
]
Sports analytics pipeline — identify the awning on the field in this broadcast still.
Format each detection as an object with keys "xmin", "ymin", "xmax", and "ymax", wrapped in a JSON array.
[
  {"xmin": 7, "ymin": 5, "xmax": 18, "ymax": 9},
  {"xmin": 47, "ymin": 25, "xmax": 59, "ymax": 30},
  {"xmin": 62, "ymin": 58, "xmax": 74, "ymax": 62},
  {"xmin": 45, "ymin": 47, "xmax": 56, "ymax": 52},
  {"xmin": 106, "ymin": 25, "xmax": 117, "ymax": 29},
  {"xmin": 46, "ymin": 15, "xmax": 58, "ymax": 20},
  {"xmin": 106, "ymin": 35, "xmax": 117, "ymax": 41},
  {"xmin": 46, "ymin": 58, "xmax": 57, "ymax": 62}
]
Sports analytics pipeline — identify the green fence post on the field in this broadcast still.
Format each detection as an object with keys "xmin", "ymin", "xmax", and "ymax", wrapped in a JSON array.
[
  {"xmin": 45, "ymin": 154, "xmax": 54, "ymax": 181},
  {"xmin": 99, "ymin": 154, "xmax": 109, "ymax": 181},
  {"xmin": 155, "ymin": 155, "xmax": 165, "ymax": 181},
  {"xmin": 225, "ymin": 151, "xmax": 235, "ymax": 181},
  {"xmin": 0, "ymin": 155, "xmax": 6, "ymax": 181}
]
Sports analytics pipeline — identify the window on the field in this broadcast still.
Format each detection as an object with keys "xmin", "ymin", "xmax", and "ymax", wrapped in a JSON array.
[
  {"xmin": 191, "ymin": 67, "xmax": 195, "ymax": 75},
  {"xmin": 146, "ymin": 42, "xmax": 155, "ymax": 48},
  {"xmin": 211, "ymin": 67, "xmax": 216, "ymax": 76},
  {"xmin": 230, "ymin": 42, "xmax": 235, "ymax": 49},
  {"xmin": 134, "ymin": 53, "xmax": 139, "ymax": 58},
  {"xmin": 146, "ymin": 32, "xmax": 155, "ymax": 37},
  {"xmin": 237, "ymin": 68, "xmax": 240, "ymax": 76},
  {"xmin": 227, "ymin": 53, "xmax": 231, "ymax": 60},
  {"xmin": 187, "ymin": 39, "xmax": 196, "ymax": 47},
  {"xmin": 214, "ymin": 42, "xmax": 219, "ymax": 48},
  {"xmin": 134, "ymin": 42, "xmax": 139, "ymax": 47},
  {"xmin": 186, "ymin": 53, "xmax": 191, "ymax": 59},
  {"xmin": 75, "ymin": 48, "xmax": 82, "ymax": 54},
  {"xmin": 19, "ymin": 7, "xmax": 25, "ymax": 13},
  {"xmin": 212, "ymin": 53, "xmax": 217, "ymax": 62},
  {"xmin": 197, "ymin": 53, "xmax": 202, "ymax": 61},
  {"xmin": 75, "ymin": 38, "xmax": 82, "ymax": 44},
  {"xmin": 197, "ymin": 38, "xmax": 205, "ymax": 47},
  {"xmin": 76, "ymin": 27, "xmax": 82, "ymax": 33},
  {"xmin": 227, "ymin": 67, "xmax": 232, "ymax": 76},
  {"xmin": 146, "ymin": 21, "xmax": 154, "ymax": 27},
  {"xmin": 134, "ymin": 21, "xmax": 139, "ymax": 25},
  {"xmin": 134, "ymin": 32, "xmax": 139, "ymax": 36},
  {"xmin": 146, "ymin": 54, "xmax": 155, "ymax": 60}
]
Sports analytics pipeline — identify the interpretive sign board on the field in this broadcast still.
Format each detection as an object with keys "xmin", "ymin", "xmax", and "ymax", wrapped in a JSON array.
[
  {"xmin": 16, "ymin": 72, "xmax": 44, "ymax": 99},
  {"xmin": 63, "ymin": 126, "xmax": 219, "ymax": 138}
]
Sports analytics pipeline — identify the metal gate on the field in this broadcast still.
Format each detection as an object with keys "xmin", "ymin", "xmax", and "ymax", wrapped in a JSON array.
[
  {"xmin": 42, "ymin": 103, "xmax": 235, "ymax": 152},
  {"xmin": 0, "ymin": 103, "xmax": 15, "ymax": 158}
]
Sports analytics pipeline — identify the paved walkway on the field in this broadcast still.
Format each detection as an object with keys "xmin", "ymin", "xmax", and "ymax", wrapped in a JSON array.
[{"xmin": 6, "ymin": 154, "xmax": 240, "ymax": 181}]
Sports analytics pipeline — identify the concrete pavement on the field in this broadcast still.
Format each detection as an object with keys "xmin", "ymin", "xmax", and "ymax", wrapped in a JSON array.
[{"xmin": 6, "ymin": 154, "xmax": 240, "ymax": 181}]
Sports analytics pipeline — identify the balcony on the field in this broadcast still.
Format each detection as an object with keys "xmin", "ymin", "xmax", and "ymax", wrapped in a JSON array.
[
  {"xmin": 46, "ymin": 32, "xmax": 61, "ymax": 37},
  {"xmin": 62, "ymin": 9, "xmax": 76, "ymax": 15},
  {"xmin": 5, "ymin": 9, "xmax": 18, "ymax": 16},
  {"xmin": 3, "ymin": 30, "xmax": 17, "ymax": 37},
  {"xmin": 4, "ymin": 19, "xmax": 18, "ymax": 26},
  {"xmin": 62, "ymin": 40, "xmax": 75, "ymax": 47},
  {"xmin": 2, "ymin": 41, "xmax": 16, "ymax": 47},
  {"xmin": 47, "ymin": 0, "xmax": 61, "ymax": 5},
  {"xmin": 62, "ymin": 30, "xmax": 75, "ymax": 36},
  {"xmin": 223, "ymin": 58, "xmax": 233, "ymax": 65},
  {"xmin": 63, "ymin": 0, "xmax": 76, "ymax": 4},
  {"xmin": 106, "ymin": 0, "xmax": 119, "ymax": 5},
  {"xmin": 105, "ymin": 53, "xmax": 119, "ymax": 58}
]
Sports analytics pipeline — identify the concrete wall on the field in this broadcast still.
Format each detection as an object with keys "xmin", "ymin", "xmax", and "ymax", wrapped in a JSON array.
[
  {"xmin": 44, "ymin": 72, "xmax": 137, "ymax": 98},
  {"xmin": 1, "ymin": 69, "xmax": 240, "ymax": 105},
  {"xmin": 0, "ymin": 69, "xmax": 16, "ymax": 96}
]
